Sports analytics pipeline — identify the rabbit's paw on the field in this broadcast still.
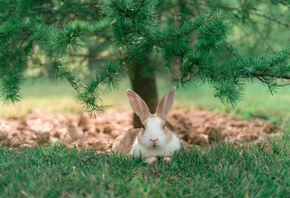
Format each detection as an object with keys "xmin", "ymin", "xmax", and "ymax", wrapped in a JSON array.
[{"xmin": 146, "ymin": 157, "xmax": 158, "ymax": 164}]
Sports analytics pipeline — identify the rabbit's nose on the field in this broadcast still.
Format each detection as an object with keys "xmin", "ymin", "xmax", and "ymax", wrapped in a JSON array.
[{"xmin": 150, "ymin": 138, "xmax": 158, "ymax": 143}]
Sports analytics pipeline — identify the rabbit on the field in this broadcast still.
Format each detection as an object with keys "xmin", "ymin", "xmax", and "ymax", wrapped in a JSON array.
[{"xmin": 112, "ymin": 86, "xmax": 181, "ymax": 164}]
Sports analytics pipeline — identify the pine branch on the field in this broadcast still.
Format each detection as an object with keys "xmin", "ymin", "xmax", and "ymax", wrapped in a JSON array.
[
  {"xmin": 2, "ymin": 0, "xmax": 290, "ymax": 112},
  {"xmin": 218, "ymin": 4, "xmax": 290, "ymax": 29},
  {"xmin": 72, "ymin": 54, "xmax": 117, "ymax": 61},
  {"xmin": 254, "ymin": 13, "xmax": 290, "ymax": 29},
  {"xmin": 0, "ymin": 71, "xmax": 23, "ymax": 103},
  {"xmin": 253, "ymin": 72, "xmax": 290, "ymax": 80},
  {"xmin": 147, "ymin": 13, "xmax": 223, "ymax": 43},
  {"xmin": 74, "ymin": 62, "xmax": 121, "ymax": 115}
]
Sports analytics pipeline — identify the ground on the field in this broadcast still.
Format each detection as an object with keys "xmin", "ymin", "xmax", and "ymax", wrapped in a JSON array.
[{"xmin": 0, "ymin": 109, "xmax": 280, "ymax": 152}]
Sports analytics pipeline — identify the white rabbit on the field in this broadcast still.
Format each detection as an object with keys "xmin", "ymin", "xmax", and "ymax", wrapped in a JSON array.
[{"xmin": 112, "ymin": 87, "xmax": 181, "ymax": 164}]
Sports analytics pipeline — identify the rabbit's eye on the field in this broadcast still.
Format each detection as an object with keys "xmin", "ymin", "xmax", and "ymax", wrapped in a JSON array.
[
  {"xmin": 142, "ymin": 125, "xmax": 145, "ymax": 130},
  {"xmin": 162, "ymin": 125, "xmax": 165, "ymax": 130}
]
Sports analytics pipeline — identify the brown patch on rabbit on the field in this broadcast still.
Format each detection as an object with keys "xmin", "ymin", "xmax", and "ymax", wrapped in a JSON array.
[{"xmin": 112, "ymin": 128, "xmax": 140, "ymax": 155}]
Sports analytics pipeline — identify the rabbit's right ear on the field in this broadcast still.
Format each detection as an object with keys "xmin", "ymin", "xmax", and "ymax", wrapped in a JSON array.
[{"xmin": 126, "ymin": 89, "xmax": 150, "ymax": 122}]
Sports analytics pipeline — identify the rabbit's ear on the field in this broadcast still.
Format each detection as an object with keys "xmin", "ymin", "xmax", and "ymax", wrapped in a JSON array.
[
  {"xmin": 127, "ymin": 89, "xmax": 150, "ymax": 122},
  {"xmin": 156, "ymin": 86, "xmax": 176, "ymax": 120}
]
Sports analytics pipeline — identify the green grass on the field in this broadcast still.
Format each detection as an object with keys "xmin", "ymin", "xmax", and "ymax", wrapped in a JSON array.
[
  {"xmin": 176, "ymin": 81, "xmax": 290, "ymax": 126},
  {"xmin": 1, "ymin": 142, "xmax": 290, "ymax": 197},
  {"xmin": 2, "ymin": 77, "xmax": 290, "ymax": 125},
  {"xmin": 0, "ymin": 79, "xmax": 82, "ymax": 118},
  {"xmin": 1, "ymin": 77, "xmax": 290, "ymax": 197}
]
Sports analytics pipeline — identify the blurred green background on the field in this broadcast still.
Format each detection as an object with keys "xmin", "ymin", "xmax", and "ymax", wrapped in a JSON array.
[
  {"xmin": 1, "ymin": 0, "xmax": 290, "ymax": 128},
  {"xmin": 2, "ymin": 77, "xmax": 290, "ymax": 129}
]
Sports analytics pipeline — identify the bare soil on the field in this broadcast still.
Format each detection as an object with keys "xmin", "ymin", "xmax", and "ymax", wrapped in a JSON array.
[{"xmin": 0, "ymin": 109, "xmax": 280, "ymax": 152}]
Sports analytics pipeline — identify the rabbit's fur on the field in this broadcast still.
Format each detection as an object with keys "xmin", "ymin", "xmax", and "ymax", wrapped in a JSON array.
[{"xmin": 112, "ymin": 87, "xmax": 180, "ymax": 164}]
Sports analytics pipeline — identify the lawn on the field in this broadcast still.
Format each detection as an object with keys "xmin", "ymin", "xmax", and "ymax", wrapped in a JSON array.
[
  {"xmin": 1, "ymin": 142, "xmax": 289, "ymax": 197},
  {"xmin": 1, "ymin": 77, "xmax": 290, "ymax": 197}
]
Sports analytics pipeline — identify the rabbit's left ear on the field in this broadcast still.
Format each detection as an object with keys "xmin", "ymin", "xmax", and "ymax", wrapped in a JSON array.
[{"xmin": 156, "ymin": 86, "xmax": 176, "ymax": 120}]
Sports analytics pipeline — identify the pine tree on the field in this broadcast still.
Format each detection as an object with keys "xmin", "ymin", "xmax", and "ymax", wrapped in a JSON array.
[{"xmin": 1, "ymin": 0, "xmax": 290, "ymax": 127}]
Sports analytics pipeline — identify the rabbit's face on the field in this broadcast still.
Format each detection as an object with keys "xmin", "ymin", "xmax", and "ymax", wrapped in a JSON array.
[{"xmin": 138, "ymin": 116, "xmax": 171, "ymax": 148}]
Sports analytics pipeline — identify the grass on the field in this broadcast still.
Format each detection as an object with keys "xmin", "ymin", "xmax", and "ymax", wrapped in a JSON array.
[
  {"xmin": 2, "ymin": 76, "xmax": 290, "ymax": 125},
  {"xmin": 0, "ymin": 141, "xmax": 290, "ymax": 197},
  {"xmin": 1, "ymin": 77, "xmax": 290, "ymax": 197},
  {"xmin": 0, "ymin": 79, "xmax": 82, "ymax": 118}
]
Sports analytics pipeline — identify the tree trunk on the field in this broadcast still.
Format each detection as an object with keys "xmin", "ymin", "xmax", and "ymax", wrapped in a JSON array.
[{"xmin": 129, "ymin": 63, "xmax": 158, "ymax": 128}]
